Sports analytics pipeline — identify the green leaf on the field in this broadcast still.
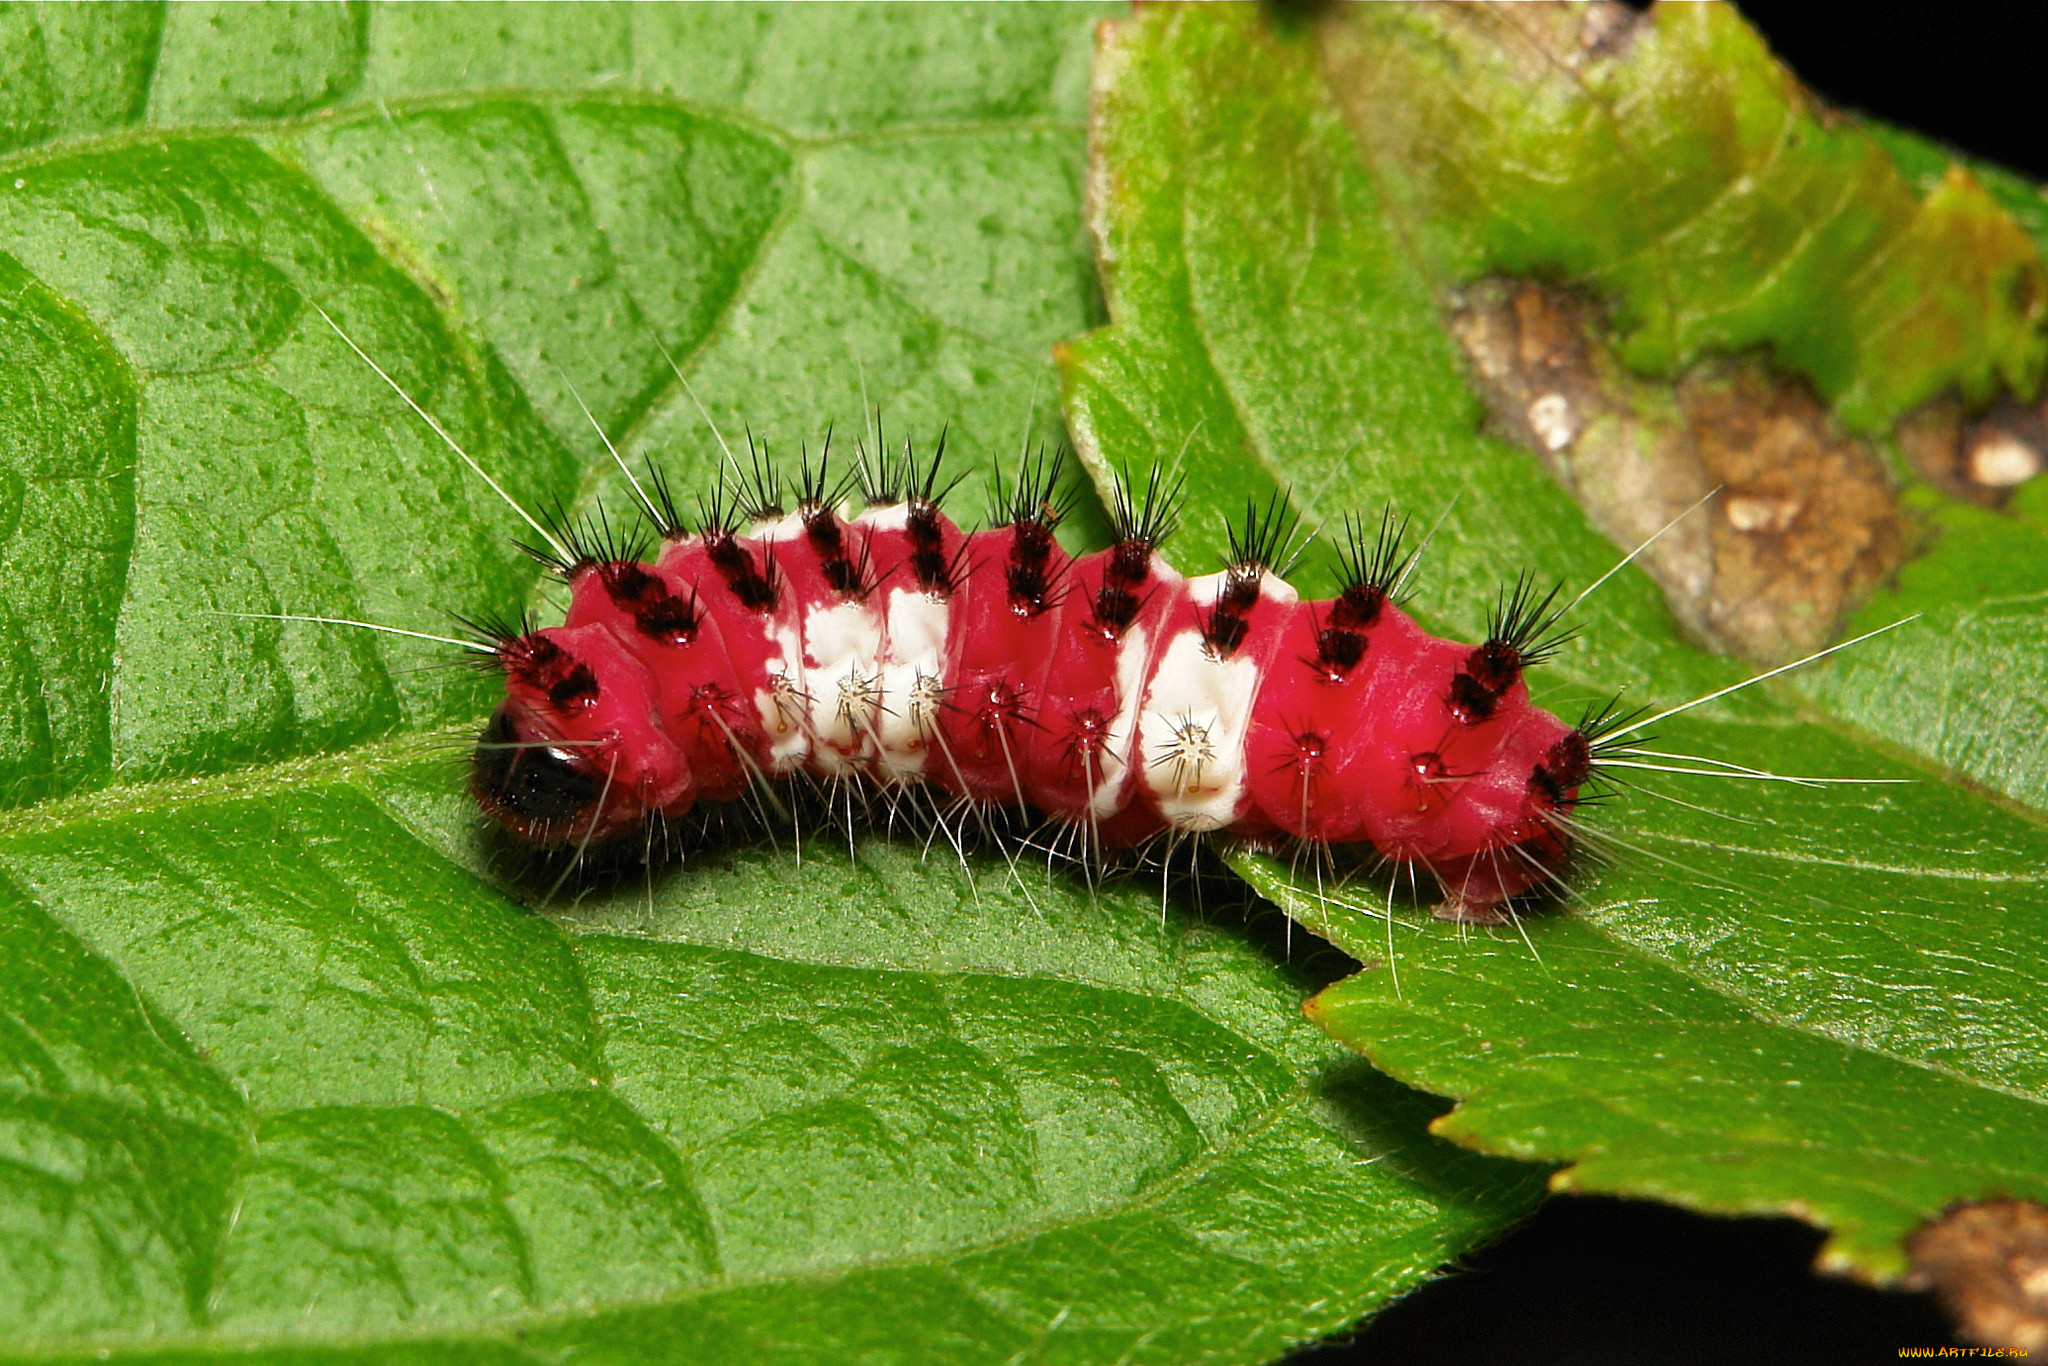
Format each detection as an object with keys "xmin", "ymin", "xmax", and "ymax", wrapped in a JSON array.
[
  {"xmin": 1061, "ymin": 1, "xmax": 2048, "ymax": 1283},
  {"xmin": 0, "ymin": 4, "xmax": 1538, "ymax": 1361},
  {"xmin": 3, "ymin": 769, "xmax": 1535, "ymax": 1359}
]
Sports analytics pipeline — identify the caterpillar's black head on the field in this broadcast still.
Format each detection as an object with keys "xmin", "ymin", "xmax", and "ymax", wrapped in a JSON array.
[{"xmin": 470, "ymin": 705, "xmax": 608, "ymax": 844}]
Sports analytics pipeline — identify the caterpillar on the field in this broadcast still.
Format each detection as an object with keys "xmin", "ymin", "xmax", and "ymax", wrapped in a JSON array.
[
  {"xmin": 306, "ymin": 312, "xmax": 1894, "ymax": 926},
  {"xmin": 459, "ymin": 434, "xmax": 1602, "ymax": 926}
]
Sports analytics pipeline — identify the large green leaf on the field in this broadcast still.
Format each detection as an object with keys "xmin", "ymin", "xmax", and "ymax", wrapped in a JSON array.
[
  {"xmin": 0, "ymin": 4, "xmax": 1540, "ymax": 1362},
  {"xmin": 1060, "ymin": 1, "xmax": 2048, "ymax": 1283}
]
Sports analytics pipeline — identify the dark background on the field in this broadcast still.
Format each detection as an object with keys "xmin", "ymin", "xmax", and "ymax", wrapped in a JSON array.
[
  {"xmin": 1294, "ymin": 2, "xmax": 2031, "ymax": 1362},
  {"xmin": 1739, "ymin": 0, "xmax": 2048, "ymax": 183}
]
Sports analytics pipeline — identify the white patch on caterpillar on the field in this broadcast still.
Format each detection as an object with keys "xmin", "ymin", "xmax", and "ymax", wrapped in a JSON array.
[
  {"xmin": 749, "ymin": 514, "xmax": 822, "ymax": 770},
  {"xmin": 1092, "ymin": 623, "xmax": 1148, "ymax": 817},
  {"xmin": 1137, "ymin": 570, "xmax": 1295, "ymax": 831},
  {"xmin": 759, "ymin": 657, "xmax": 810, "ymax": 773},
  {"xmin": 1094, "ymin": 554, "xmax": 1186, "ymax": 817},
  {"xmin": 873, "ymin": 586, "xmax": 951, "ymax": 780},
  {"xmin": 751, "ymin": 512, "xmax": 811, "ymax": 543},
  {"xmin": 856, "ymin": 502, "xmax": 915, "ymax": 533},
  {"xmin": 800, "ymin": 597, "xmax": 883, "ymax": 774}
]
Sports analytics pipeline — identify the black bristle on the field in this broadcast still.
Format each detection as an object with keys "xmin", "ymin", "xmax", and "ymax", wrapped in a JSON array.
[
  {"xmin": 695, "ymin": 465, "xmax": 747, "ymax": 538},
  {"xmin": 451, "ymin": 608, "xmax": 538, "ymax": 672},
  {"xmin": 796, "ymin": 427, "xmax": 865, "ymax": 514},
  {"xmin": 858, "ymin": 414, "xmax": 961, "ymax": 511},
  {"xmin": 855, "ymin": 410, "xmax": 900, "ymax": 506},
  {"xmin": 1490, "ymin": 573, "xmax": 1576, "ymax": 669},
  {"xmin": 511, "ymin": 502, "xmax": 578, "ymax": 579},
  {"xmin": 988, "ymin": 443, "xmax": 1075, "ymax": 531},
  {"xmin": 929, "ymin": 538, "xmax": 976, "ymax": 598},
  {"xmin": 517, "ymin": 501, "xmax": 649, "ymax": 580},
  {"xmin": 1332, "ymin": 507, "xmax": 1416, "ymax": 602},
  {"xmin": 795, "ymin": 428, "xmax": 832, "ymax": 509},
  {"xmin": 1223, "ymin": 489, "xmax": 1307, "ymax": 577},
  {"xmin": 642, "ymin": 460, "xmax": 689, "ymax": 541},
  {"xmin": 731, "ymin": 431, "xmax": 784, "ymax": 523},
  {"xmin": 582, "ymin": 503, "xmax": 648, "ymax": 568},
  {"xmin": 1108, "ymin": 461, "xmax": 1186, "ymax": 549},
  {"xmin": 1577, "ymin": 692, "xmax": 1651, "ymax": 757}
]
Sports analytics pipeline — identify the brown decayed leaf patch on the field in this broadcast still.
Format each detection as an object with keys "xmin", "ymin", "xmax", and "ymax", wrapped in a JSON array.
[
  {"xmin": 1908, "ymin": 1198, "xmax": 2048, "ymax": 1351},
  {"xmin": 1452, "ymin": 279, "xmax": 1903, "ymax": 666}
]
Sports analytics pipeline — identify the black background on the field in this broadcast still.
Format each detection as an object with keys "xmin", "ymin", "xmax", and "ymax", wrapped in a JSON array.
[
  {"xmin": 1291, "ymin": 2, "xmax": 2032, "ymax": 1362},
  {"xmin": 1740, "ymin": 0, "xmax": 2048, "ymax": 182}
]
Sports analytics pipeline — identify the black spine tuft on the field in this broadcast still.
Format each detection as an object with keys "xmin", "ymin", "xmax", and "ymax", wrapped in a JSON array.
[
  {"xmin": 1331, "ymin": 508, "xmax": 1416, "ymax": 609},
  {"xmin": 702, "ymin": 525, "xmax": 779, "ymax": 612},
  {"xmin": 517, "ymin": 501, "xmax": 649, "ymax": 581},
  {"xmin": 1315, "ymin": 508, "xmax": 1411, "ymax": 674},
  {"xmin": 1107, "ymin": 461, "xmax": 1186, "ymax": 550},
  {"xmin": 1223, "ymin": 489, "xmax": 1307, "ymax": 577},
  {"xmin": 857, "ymin": 413, "xmax": 963, "ymax": 511},
  {"xmin": 696, "ymin": 467, "xmax": 781, "ymax": 613},
  {"xmin": 451, "ymin": 608, "xmax": 538, "ymax": 673},
  {"xmin": 988, "ymin": 443, "xmax": 1075, "ymax": 531},
  {"xmin": 1577, "ymin": 692, "xmax": 1650, "ymax": 759},
  {"xmin": 1445, "ymin": 578, "xmax": 1573, "ymax": 725},
  {"xmin": 598, "ymin": 561, "xmax": 701, "ymax": 644},
  {"xmin": 730, "ymin": 431, "xmax": 785, "ymax": 523},
  {"xmin": 642, "ymin": 460, "xmax": 689, "ymax": 541},
  {"xmin": 1202, "ymin": 491, "xmax": 1303, "ymax": 656},
  {"xmin": 1489, "ymin": 573, "xmax": 1575, "ymax": 670},
  {"xmin": 1523, "ymin": 693, "xmax": 1641, "ymax": 808}
]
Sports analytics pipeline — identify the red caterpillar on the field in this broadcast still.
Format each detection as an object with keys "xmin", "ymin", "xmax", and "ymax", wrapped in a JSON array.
[{"xmin": 470, "ymin": 440, "xmax": 1598, "ymax": 923}]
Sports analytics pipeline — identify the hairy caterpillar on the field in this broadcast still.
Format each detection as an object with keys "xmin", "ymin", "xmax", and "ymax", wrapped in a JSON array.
[
  {"xmin": 469, "ymin": 439, "xmax": 1592, "ymax": 922},
  {"xmin": 303, "ymin": 312, "xmax": 1894, "ymax": 926}
]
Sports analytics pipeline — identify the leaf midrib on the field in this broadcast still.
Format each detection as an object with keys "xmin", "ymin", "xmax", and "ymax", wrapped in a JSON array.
[
  {"xmin": 0, "ymin": 84, "xmax": 1092, "ymax": 182},
  {"xmin": 0, "ymin": 729, "xmax": 465, "ymax": 841}
]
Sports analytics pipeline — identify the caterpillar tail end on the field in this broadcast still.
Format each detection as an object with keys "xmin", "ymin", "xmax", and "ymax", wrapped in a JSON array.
[{"xmin": 1428, "ymin": 826, "xmax": 1575, "ymax": 926}]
